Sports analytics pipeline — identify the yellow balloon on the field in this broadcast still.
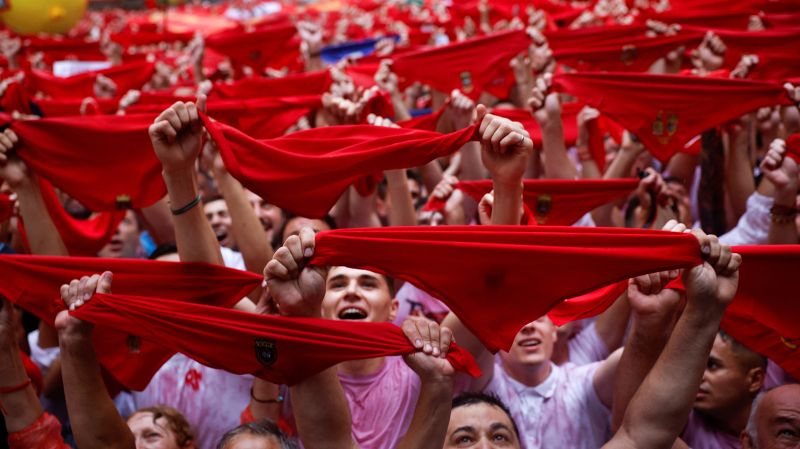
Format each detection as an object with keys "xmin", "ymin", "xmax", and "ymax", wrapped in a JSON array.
[{"xmin": 0, "ymin": 0, "xmax": 88, "ymax": 35}]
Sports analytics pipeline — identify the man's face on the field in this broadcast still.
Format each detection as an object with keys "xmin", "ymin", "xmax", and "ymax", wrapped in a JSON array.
[
  {"xmin": 695, "ymin": 335, "xmax": 755, "ymax": 415},
  {"xmin": 746, "ymin": 385, "xmax": 800, "ymax": 449},
  {"xmin": 444, "ymin": 403, "xmax": 521, "ymax": 448},
  {"xmin": 127, "ymin": 412, "xmax": 184, "ymax": 449},
  {"xmin": 499, "ymin": 316, "xmax": 557, "ymax": 368},
  {"xmin": 98, "ymin": 210, "xmax": 139, "ymax": 259},
  {"xmin": 245, "ymin": 191, "xmax": 282, "ymax": 243},
  {"xmin": 221, "ymin": 434, "xmax": 282, "ymax": 449},
  {"xmin": 321, "ymin": 267, "xmax": 397, "ymax": 323},
  {"xmin": 204, "ymin": 199, "xmax": 235, "ymax": 249}
]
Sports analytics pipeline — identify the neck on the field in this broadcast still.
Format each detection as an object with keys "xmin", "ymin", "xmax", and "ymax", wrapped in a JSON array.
[
  {"xmin": 501, "ymin": 358, "xmax": 552, "ymax": 387},
  {"xmin": 699, "ymin": 402, "xmax": 752, "ymax": 436},
  {"xmin": 338, "ymin": 357, "xmax": 386, "ymax": 377}
]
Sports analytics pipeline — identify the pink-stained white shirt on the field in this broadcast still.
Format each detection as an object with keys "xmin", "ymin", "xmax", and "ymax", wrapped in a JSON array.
[
  {"xmin": 484, "ymin": 361, "xmax": 611, "ymax": 449},
  {"xmin": 682, "ymin": 411, "xmax": 741, "ymax": 449},
  {"xmin": 281, "ymin": 356, "xmax": 421, "ymax": 449},
  {"xmin": 568, "ymin": 321, "xmax": 611, "ymax": 366},
  {"xmin": 134, "ymin": 353, "xmax": 253, "ymax": 449},
  {"xmin": 392, "ymin": 282, "xmax": 451, "ymax": 325}
]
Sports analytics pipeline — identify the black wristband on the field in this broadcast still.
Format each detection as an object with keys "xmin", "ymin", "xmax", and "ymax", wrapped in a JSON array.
[
  {"xmin": 170, "ymin": 194, "xmax": 202, "ymax": 216},
  {"xmin": 250, "ymin": 387, "xmax": 284, "ymax": 404}
]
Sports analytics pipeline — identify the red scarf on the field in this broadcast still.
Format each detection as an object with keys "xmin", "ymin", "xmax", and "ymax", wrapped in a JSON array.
[
  {"xmin": 26, "ymin": 61, "xmax": 156, "ymax": 99},
  {"xmin": 17, "ymin": 179, "xmax": 125, "ymax": 256},
  {"xmin": 424, "ymin": 179, "xmax": 639, "ymax": 226},
  {"xmin": 6, "ymin": 113, "xmax": 165, "ymax": 211},
  {"xmin": 212, "ymin": 70, "xmax": 332, "ymax": 99},
  {"xmin": 34, "ymin": 97, "xmax": 120, "ymax": 117},
  {"xmin": 110, "ymin": 30, "xmax": 195, "ymax": 49},
  {"xmin": 310, "ymin": 226, "xmax": 702, "ymax": 351},
  {"xmin": 72, "ymin": 293, "xmax": 481, "ymax": 387},
  {"xmin": 0, "ymin": 255, "xmax": 262, "ymax": 390},
  {"xmin": 787, "ymin": 134, "xmax": 800, "ymax": 163},
  {"xmin": 129, "ymin": 95, "xmax": 322, "ymax": 139},
  {"xmin": 0, "ymin": 193, "xmax": 12, "ymax": 223},
  {"xmin": 205, "ymin": 24, "xmax": 301, "ymax": 73},
  {"xmin": 202, "ymin": 115, "xmax": 477, "ymax": 218},
  {"xmin": 391, "ymin": 30, "xmax": 530, "ymax": 99},
  {"xmin": 552, "ymin": 72, "xmax": 792, "ymax": 161}
]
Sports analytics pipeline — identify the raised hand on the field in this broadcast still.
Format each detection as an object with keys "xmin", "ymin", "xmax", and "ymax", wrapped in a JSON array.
[
  {"xmin": 761, "ymin": 139, "xmax": 799, "ymax": 195},
  {"xmin": 55, "ymin": 272, "xmax": 113, "ymax": 338},
  {"xmin": 0, "ymin": 129, "xmax": 31, "ymax": 188},
  {"xmin": 445, "ymin": 89, "xmax": 475, "ymax": 130},
  {"xmin": 683, "ymin": 229, "xmax": 742, "ymax": 311},
  {"xmin": 401, "ymin": 315, "xmax": 456, "ymax": 382},
  {"xmin": 148, "ymin": 96, "xmax": 206, "ymax": 174},
  {"xmin": 476, "ymin": 105, "xmax": 533, "ymax": 186},
  {"xmin": 263, "ymin": 227, "xmax": 328, "ymax": 318},
  {"xmin": 528, "ymin": 73, "xmax": 560, "ymax": 125}
]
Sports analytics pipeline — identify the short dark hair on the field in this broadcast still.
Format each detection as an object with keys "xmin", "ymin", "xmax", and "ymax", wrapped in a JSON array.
[
  {"xmin": 271, "ymin": 212, "xmax": 337, "ymax": 250},
  {"xmin": 133, "ymin": 405, "xmax": 194, "ymax": 448},
  {"xmin": 718, "ymin": 330, "xmax": 768, "ymax": 371},
  {"xmin": 451, "ymin": 392, "xmax": 520, "ymax": 439},
  {"xmin": 216, "ymin": 420, "xmax": 298, "ymax": 449}
]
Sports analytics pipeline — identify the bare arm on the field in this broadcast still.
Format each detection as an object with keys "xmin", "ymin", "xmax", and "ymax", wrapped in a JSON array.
[
  {"xmin": 385, "ymin": 169, "xmax": 418, "ymax": 227},
  {"xmin": 529, "ymin": 75, "xmax": 577, "ymax": 180},
  {"xmin": 725, "ymin": 119, "xmax": 756, "ymax": 221},
  {"xmin": 57, "ymin": 272, "xmax": 135, "ymax": 449},
  {"xmin": 606, "ymin": 231, "xmax": 742, "ymax": 449},
  {"xmin": 761, "ymin": 139, "xmax": 799, "ymax": 244},
  {"xmin": 148, "ymin": 96, "xmax": 223, "ymax": 265},
  {"xmin": 592, "ymin": 133, "xmax": 645, "ymax": 227},
  {"xmin": 137, "ymin": 197, "xmax": 176, "ymax": 246}
]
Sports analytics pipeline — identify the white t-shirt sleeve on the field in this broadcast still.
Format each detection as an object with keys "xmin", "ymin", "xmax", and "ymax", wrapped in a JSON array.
[
  {"xmin": 221, "ymin": 247, "xmax": 247, "ymax": 271},
  {"xmin": 719, "ymin": 192, "xmax": 772, "ymax": 245}
]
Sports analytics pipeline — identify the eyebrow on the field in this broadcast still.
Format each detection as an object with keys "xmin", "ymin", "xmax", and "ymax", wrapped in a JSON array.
[
  {"xmin": 453, "ymin": 426, "xmax": 475, "ymax": 434},
  {"xmin": 491, "ymin": 423, "xmax": 513, "ymax": 432}
]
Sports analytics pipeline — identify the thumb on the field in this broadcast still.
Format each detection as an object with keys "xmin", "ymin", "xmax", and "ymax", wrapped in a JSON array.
[
  {"xmin": 475, "ymin": 104, "xmax": 488, "ymax": 124},
  {"xmin": 196, "ymin": 93, "xmax": 207, "ymax": 115},
  {"xmin": 97, "ymin": 271, "xmax": 113, "ymax": 295}
]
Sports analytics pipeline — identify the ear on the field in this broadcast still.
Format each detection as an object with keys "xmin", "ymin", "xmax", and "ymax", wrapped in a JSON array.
[
  {"xmin": 740, "ymin": 430, "xmax": 754, "ymax": 449},
  {"xmin": 747, "ymin": 366, "xmax": 766, "ymax": 394},
  {"xmin": 388, "ymin": 298, "xmax": 399, "ymax": 323}
]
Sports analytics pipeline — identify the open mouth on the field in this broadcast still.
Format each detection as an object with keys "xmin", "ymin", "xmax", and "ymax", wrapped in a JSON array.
[
  {"xmin": 215, "ymin": 230, "xmax": 228, "ymax": 242},
  {"xmin": 518, "ymin": 338, "xmax": 542, "ymax": 348},
  {"xmin": 107, "ymin": 237, "xmax": 123, "ymax": 252},
  {"xmin": 338, "ymin": 307, "xmax": 368, "ymax": 320}
]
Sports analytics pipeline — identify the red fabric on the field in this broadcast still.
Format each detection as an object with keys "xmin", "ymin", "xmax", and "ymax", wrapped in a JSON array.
[
  {"xmin": 71, "ymin": 293, "xmax": 481, "ymax": 386},
  {"xmin": 310, "ymin": 226, "xmax": 702, "ymax": 352},
  {"xmin": 0, "ymin": 193, "xmax": 12, "ymax": 222},
  {"xmin": 552, "ymin": 72, "xmax": 793, "ymax": 161},
  {"xmin": 0, "ymin": 255, "xmax": 262, "ymax": 390},
  {"xmin": 7, "ymin": 412, "xmax": 69, "ymax": 449},
  {"xmin": 17, "ymin": 179, "xmax": 125, "ymax": 256},
  {"xmin": 205, "ymin": 24, "xmax": 301, "ymax": 73},
  {"xmin": 786, "ymin": 134, "xmax": 800, "ymax": 163},
  {"xmin": 20, "ymin": 351, "xmax": 43, "ymax": 396},
  {"xmin": 110, "ymin": 30, "xmax": 195, "ymax": 48},
  {"xmin": 7, "ymin": 113, "xmax": 166, "ymax": 211},
  {"xmin": 424, "ymin": 179, "xmax": 639, "ymax": 226},
  {"xmin": 1, "ymin": 81, "xmax": 34, "ymax": 115},
  {"xmin": 554, "ymin": 32, "xmax": 703, "ymax": 72},
  {"xmin": 26, "ymin": 61, "xmax": 156, "ymax": 99},
  {"xmin": 202, "ymin": 115, "xmax": 477, "ymax": 218},
  {"xmin": 212, "ymin": 70, "xmax": 332, "ymax": 99},
  {"xmin": 667, "ymin": 245, "xmax": 800, "ymax": 380},
  {"xmin": 34, "ymin": 97, "xmax": 119, "ymax": 117},
  {"xmin": 129, "ymin": 95, "xmax": 322, "ymax": 139},
  {"xmin": 391, "ymin": 30, "xmax": 530, "ymax": 99},
  {"xmin": 548, "ymin": 281, "xmax": 629, "ymax": 326},
  {"xmin": 398, "ymin": 106, "xmax": 447, "ymax": 132},
  {"xmin": 23, "ymin": 37, "xmax": 104, "ymax": 64}
]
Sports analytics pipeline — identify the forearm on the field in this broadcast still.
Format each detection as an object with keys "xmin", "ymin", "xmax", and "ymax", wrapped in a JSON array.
[
  {"xmin": 458, "ymin": 142, "xmax": 485, "ymax": 220},
  {"xmin": 392, "ymin": 93, "xmax": 412, "ymax": 122},
  {"xmin": 418, "ymin": 160, "xmax": 445, "ymax": 193},
  {"xmin": 593, "ymin": 292, "xmax": 630, "ymax": 358},
  {"xmin": 346, "ymin": 187, "xmax": 382, "ymax": 228},
  {"xmin": 540, "ymin": 120, "xmax": 577, "ymax": 179},
  {"xmin": 725, "ymin": 128, "xmax": 755, "ymax": 220},
  {"xmin": 247, "ymin": 378, "xmax": 281, "ymax": 424},
  {"xmin": 215, "ymin": 169, "xmax": 272, "ymax": 274},
  {"xmin": 291, "ymin": 368, "xmax": 358, "ymax": 449},
  {"xmin": 396, "ymin": 379, "xmax": 454, "ymax": 449},
  {"xmin": 768, "ymin": 188, "xmax": 799, "ymax": 244},
  {"xmin": 442, "ymin": 313, "xmax": 494, "ymax": 390},
  {"xmin": 621, "ymin": 304, "xmax": 724, "ymax": 448},
  {"xmin": 385, "ymin": 170, "xmax": 417, "ymax": 227},
  {"xmin": 138, "ymin": 197, "xmax": 176, "ymax": 245},
  {"xmin": 14, "ymin": 179, "xmax": 68, "ymax": 256},
  {"xmin": 59, "ymin": 333, "xmax": 135, "ymax": 449},
  {"xmin": 491, "ymin": 181, "xmax": 523, "ymax": 225},
  {"xmin": 0, "ymin": 342, "xmax": 43, "ymax": 432},
  {"xmin": 163, "ymin": 168, "xmax": 223, "ymax": 265}
]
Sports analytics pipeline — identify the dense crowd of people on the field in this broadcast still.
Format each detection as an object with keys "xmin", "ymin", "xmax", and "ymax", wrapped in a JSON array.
[{"xmin": 0, "ymin": 0, "xmax": 799, "ymax": 448}]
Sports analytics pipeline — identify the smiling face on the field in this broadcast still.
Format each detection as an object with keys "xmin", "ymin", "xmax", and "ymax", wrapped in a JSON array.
[
  {"xmin": 444, "ymin": 403, "xmax": 521, "ymax": 449},
  {"xmin": 500, "ymin": 316, "xmax": 557, "ymax": 368},
  {"xmin": 204, "ymin": 199, "xmax": 235, "ymax": 249},
  {"xmin": 321, "ymin": 267, "xmax": 397, "ymax": 323}
]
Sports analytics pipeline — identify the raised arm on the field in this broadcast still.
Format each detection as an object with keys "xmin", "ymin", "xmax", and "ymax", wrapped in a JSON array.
[
  {"xmin": 148, "ymin": 96, "xmax": 223, "ymax": 265},
  {"xmin": 605, "ymin": 231, "xmax": 742, "ymax": 449},
  {"xmin": 263, "ymin": 228, "xmax": 356, "ymax": 449},
  {"xmin": 529, "ymin": 74, "xmax": 577, "ymax": 180},
  {"xmin": 476, "ymin": 105, "xmax": 533, "ymax": 225},
  {"xmin": 761, "ymin": 139, "xmax": 799, "ymax": 244},
  {"xmin": 56, "ymin": 272, "xmax": 135, "ymax": 449}
]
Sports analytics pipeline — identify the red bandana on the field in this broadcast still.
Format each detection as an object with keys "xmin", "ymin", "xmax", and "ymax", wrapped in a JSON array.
[
  {"xmin": 212, "ymin": 70, "xmax": 332, "ymax": 99},
  {"xmin": 552, "ymin": 72, "xmax": 792, "ymax": 161},
  {"xmin": 787, "ymin": 134, "xmax": 800, "ymax": 163},
  {"xmin": 6, "ymin": 113, "xmax": 165, "ymax": 211},
  {"xmin": 26, "ymin": 61, "xmax": 156, "ymax": 99},
  {"xmin": 71, "ymin": 293, "xmax": 481, "ymax": 387},
  {"xmin": 0, "ymin": 255, "xmax": 262, "ymax": 390},
  {"xmin": 310, "ymin": 226, "xmax": 702, "ymax": 352},
  {"xmin": 202, "ymin": 115, "xmax": 477, "ymax": 218},
  {"xmin": 0, "ymin": 193, "xmax": 12, "ymax": 223},
  {"xmin": 205, "ymin": 24, "xmax": 301, "ymax": 73},
  {"xmin": 391, "ymin": 30, "xmax": 530, "ymax": 99},
  {"xmin": 424, "ymin": 179, "xmax": 639, "ymax": 226},
  {"xmin": 17, "ymin": 179, "xmax": 125, "ymax": 256}
]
